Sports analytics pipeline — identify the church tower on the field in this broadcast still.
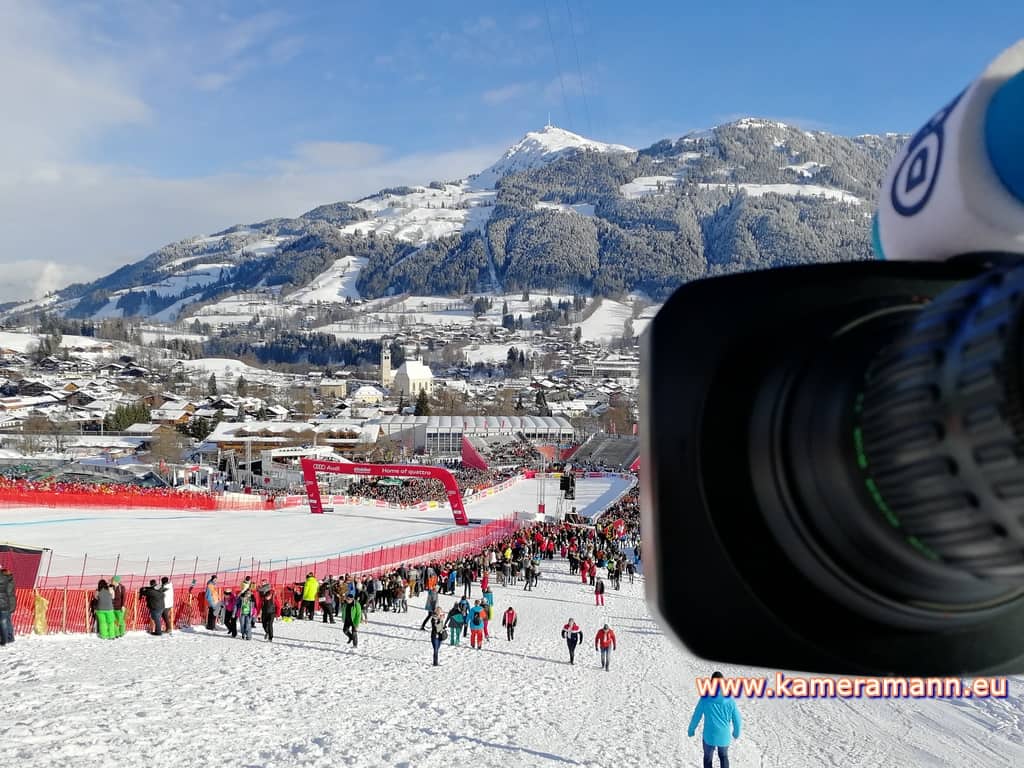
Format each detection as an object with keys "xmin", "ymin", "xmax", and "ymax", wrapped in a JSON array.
[{"xmin": 381, "ymin": 346, "xmax": 392, "ymax": 387}]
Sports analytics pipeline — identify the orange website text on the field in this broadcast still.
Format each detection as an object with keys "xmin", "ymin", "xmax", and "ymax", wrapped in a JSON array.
[{"xmin": 695, "ymin": 673, "xmax": 1009, "ymax": 699}]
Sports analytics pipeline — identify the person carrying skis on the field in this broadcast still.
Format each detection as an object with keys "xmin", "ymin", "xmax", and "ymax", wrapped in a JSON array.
[
  {"xmin": 502, "ymin": 606, "xmax": 517, "ymax": 641},
  {"xmin": 562, "ymin": 618, "xmax": 583, "ymax": 664},
  {"xmin": 595, "ymin": 623, "xmax": 617, "ymax": 671},
  {"xmin": 687, "ymin": 671, "xmax": 741, "ymax": 768}
]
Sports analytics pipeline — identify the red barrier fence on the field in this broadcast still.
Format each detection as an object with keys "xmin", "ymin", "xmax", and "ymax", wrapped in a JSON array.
[
  {"xmin": 34, "ymin": 515, "xmax": 519, "ymax": 591},
  {"xmin": 0, "ymin": 487, "xmax": 274, "ymax": 511},
  {"xmin": 18, "ymin": 518, "xmax": 520, "ymax": 638}
]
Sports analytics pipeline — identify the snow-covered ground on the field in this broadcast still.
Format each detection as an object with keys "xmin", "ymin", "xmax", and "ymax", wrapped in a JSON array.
[
  {"xmin": 462, "ymin": 342, "xmax": 541, "ymax": 365},
  {"xmin": 574, "ymin": 299, "xmax": 632, "ymax": 343},
  {"xmin": 470, "ymin": 125, "xmax": 633, "ymax": 189},
  {"xmin": 2, "ymin": 477, "xmax": 627, "ymax": 580},
  {"xmin": 534, "ymin": 201, "xmax": 596, "ymax": 217},
  {"xmin": 3, "ymin": 499, "xmax": 1022, "ymax": 766},
  {"xmin": 288, "ymin": 256, "xmax": 368, "ymax": 303},
  {"xmin": 0, "ymin": 331, "xmax": 118, "ymax": 355},
  {"xmin": 340, "ymin": 183, "xmax": 498, "ymax": 248},
  {"xmin": 700, "ymin": 182, "xmax": 862, "ymax": 204},
  {"xmin": 175, "ymin": 357, "xmax": 277, "ymax": 381},
  {"xmin": 619, "ymin": 175, "xmax": 679, "ymax": 199}
]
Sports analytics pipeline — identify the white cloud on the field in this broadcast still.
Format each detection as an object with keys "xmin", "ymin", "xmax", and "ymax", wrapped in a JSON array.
[
  {"xmin": 195, "ymin": 10, "xmax": 299, "ymax": 91},
  {"xmin": 195, "ymin": 71, "xmax": 236, "ymax": 92},
  {"xmin": 0, "ymin": 0, "xmax": 150, "ymax": 179},
  {"xmin": 0, "ymin": 1, "xmax": 510, "ymax": 304},
  {"xmin": 482, "ymin": 83, "xmax": 532, "ymax": 105},
  {"xmin": 0, "ymin": 143, "xmax": 508, "ymax": 302}
]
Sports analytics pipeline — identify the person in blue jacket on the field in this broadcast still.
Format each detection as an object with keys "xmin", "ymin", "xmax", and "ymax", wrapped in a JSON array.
[{"xmin": 687, "ymin": 671, "xmax": 741, "ymax": 768}]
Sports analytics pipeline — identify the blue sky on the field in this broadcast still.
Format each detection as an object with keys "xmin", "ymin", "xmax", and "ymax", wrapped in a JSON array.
[
  {"xmin": 1, "ymin": 0, "xmax": 1023, "ymax": 301},
  {"xmin": 74, "ymin": 0, "xmax": 1024, "ymax": 176}
]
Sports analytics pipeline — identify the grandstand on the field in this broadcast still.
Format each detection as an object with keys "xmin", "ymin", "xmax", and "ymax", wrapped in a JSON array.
[{"xmin": 571, "ymin": 433, "xmax": 640, "ymax": 471}]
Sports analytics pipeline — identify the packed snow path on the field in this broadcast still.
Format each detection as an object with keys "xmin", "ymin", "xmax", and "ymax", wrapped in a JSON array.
[{"xmin": 2, "ymin": 556, "xmax": 1022, "ymax": 767}]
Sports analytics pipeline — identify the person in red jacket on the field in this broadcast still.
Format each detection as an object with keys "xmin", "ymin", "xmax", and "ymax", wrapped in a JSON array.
[
  {"xmin": 502, "ymin": 606, "xmax": 517, "ymax": 641},
  {"xmin": 595, "ymin": 624, "xmax": 617, "ymax": 671}
]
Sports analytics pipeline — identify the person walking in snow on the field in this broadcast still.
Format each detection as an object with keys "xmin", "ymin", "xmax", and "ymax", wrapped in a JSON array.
[
  {"xmin": 340, "ymin": 595, "xmax": 362, "ymax": 648},
  {"xmin": 445, "ymin": 603, "xmax": 464, "ymax": 646},
  {"xmin": 235, "ymin": 582, "xmax": 257, "ymax": 640},
  {"xmin": 223, "ymin": 589, "xmax": 238, "ymax": 637},
  {"xmin": 481, "ymin": 587, "xmax": 494, "ymax": 641},
  {"xmin": 595, "ymin": 623, "xmax": 617, "ymax": 671},
  {"xmin": 502, "ymin": 606, "xmax": 517, "ymax": 641},
  {"xmin": 468, "ymin": 600, "xmax": 486, "ymax": 650},
  {"xmin": 420, "ymin": 587, "xmax": 439, "ymax": 630},
  {"xmin": 258, "ymin": 582, "xmax": 280, "ymax": 642},
  {"xmin": 687, "ymin": 671, "xmax": 741, "ymax": 768},
  {"xmin": 562, "ymin": 618, "xmax": 583, "ymax": 664},
  {"xmin": 429, "ymin": 607, "xmax": 446, "ymax": 666},
  {"xmin": 595, "ymin": 577, "xmax": 606, "ymax": 607}
]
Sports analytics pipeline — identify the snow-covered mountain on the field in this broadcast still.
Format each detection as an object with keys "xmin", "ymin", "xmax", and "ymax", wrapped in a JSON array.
[
  {"xmin": 3, "ymin": 121, "xmax": 906, "ymax": 322},
  {"xmin": 470, "ymin": 125, "xmax": 634, "ymax": 189}
]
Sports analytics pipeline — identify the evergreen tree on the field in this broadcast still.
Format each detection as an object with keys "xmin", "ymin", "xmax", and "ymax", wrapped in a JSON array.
[
  {"xmin": 414, "ymin": 389, "xmax": 431, "ymax": 416},
  {"xmin": 208, "ymin": 373, "xmax": 218, "ymax": 395}
]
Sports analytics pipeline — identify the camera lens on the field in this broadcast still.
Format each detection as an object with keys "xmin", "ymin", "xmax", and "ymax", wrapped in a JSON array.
[{"xmin": 758, "ymin": 263, "xmax": 1024, "ymax": 627}]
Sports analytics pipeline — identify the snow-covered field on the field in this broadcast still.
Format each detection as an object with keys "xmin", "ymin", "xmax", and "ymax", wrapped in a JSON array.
[
  {"xmin": 288, "ymin": 256, "xmax": 368, "ymax": 303},
  {"xmin": 0, "ymin": 330, "xmax": 118, "ymax": 354},
  {"xmin": 462, "ymin": 342, "xmax": 541, "ymax": 365},
  {"xmin": 3, "ymin": 474, "xmax": 1024, "ymax": 766},
  {"xmin": 175, "ymin": 357, "xmax": 278, "ymax": 381},
  {"xmin": 700, "ymin": 182, "xmax": 862, "ymax": 204},
  {"xmin": 619, "ymin": 174, "xmax": 679, "ymax": 198},
  {"xmin": 2, "ymin": 477, "xmax": 626, "ymax": 579},
  {"xmin": 574, "ymin": 299, "xmax": 632, "ymax": 343}
]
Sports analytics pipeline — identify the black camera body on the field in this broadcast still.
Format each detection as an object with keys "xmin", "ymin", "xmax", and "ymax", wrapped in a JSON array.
[{"xmin": 641, "ymin": 257, "xmax": 1024, "ymax": 676}]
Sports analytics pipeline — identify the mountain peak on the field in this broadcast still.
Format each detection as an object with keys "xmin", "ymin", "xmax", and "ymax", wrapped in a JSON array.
[{"xmin": 470, "ymin": 124, "xmax": 634, "ymax": 189}]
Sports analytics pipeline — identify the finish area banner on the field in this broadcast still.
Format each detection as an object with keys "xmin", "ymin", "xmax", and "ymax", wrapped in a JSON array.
[{"xmin": 300, "ymin": 459, "xmax": 470, "ymax": 525}]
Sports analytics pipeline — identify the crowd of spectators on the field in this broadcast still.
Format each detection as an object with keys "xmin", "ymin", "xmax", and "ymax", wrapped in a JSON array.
[
  {"xmin": 0, "ymin": 476, "xmax": 214, "ymax": 506},
  {"xmin": 343, "ymin": 464, "xmax": 525, "ymax": 506}
]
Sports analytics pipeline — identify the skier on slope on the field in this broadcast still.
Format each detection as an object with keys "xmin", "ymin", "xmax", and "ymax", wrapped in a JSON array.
[{"xmin": 562, "ymin": 618, "xmax": 583, "ymax": 664}]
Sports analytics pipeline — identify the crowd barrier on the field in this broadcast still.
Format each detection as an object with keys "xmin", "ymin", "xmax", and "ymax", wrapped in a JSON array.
[
  {"xmin": 0, "ymin": 487, "xmax": 274, "ymax": 511},
  {"xmin": 16, "ymin": 514, "xmax": 521, "ymax": 636},
  {"xmin": 28, "ymin": 512, "xmax": 520, "ymax": 605}
]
